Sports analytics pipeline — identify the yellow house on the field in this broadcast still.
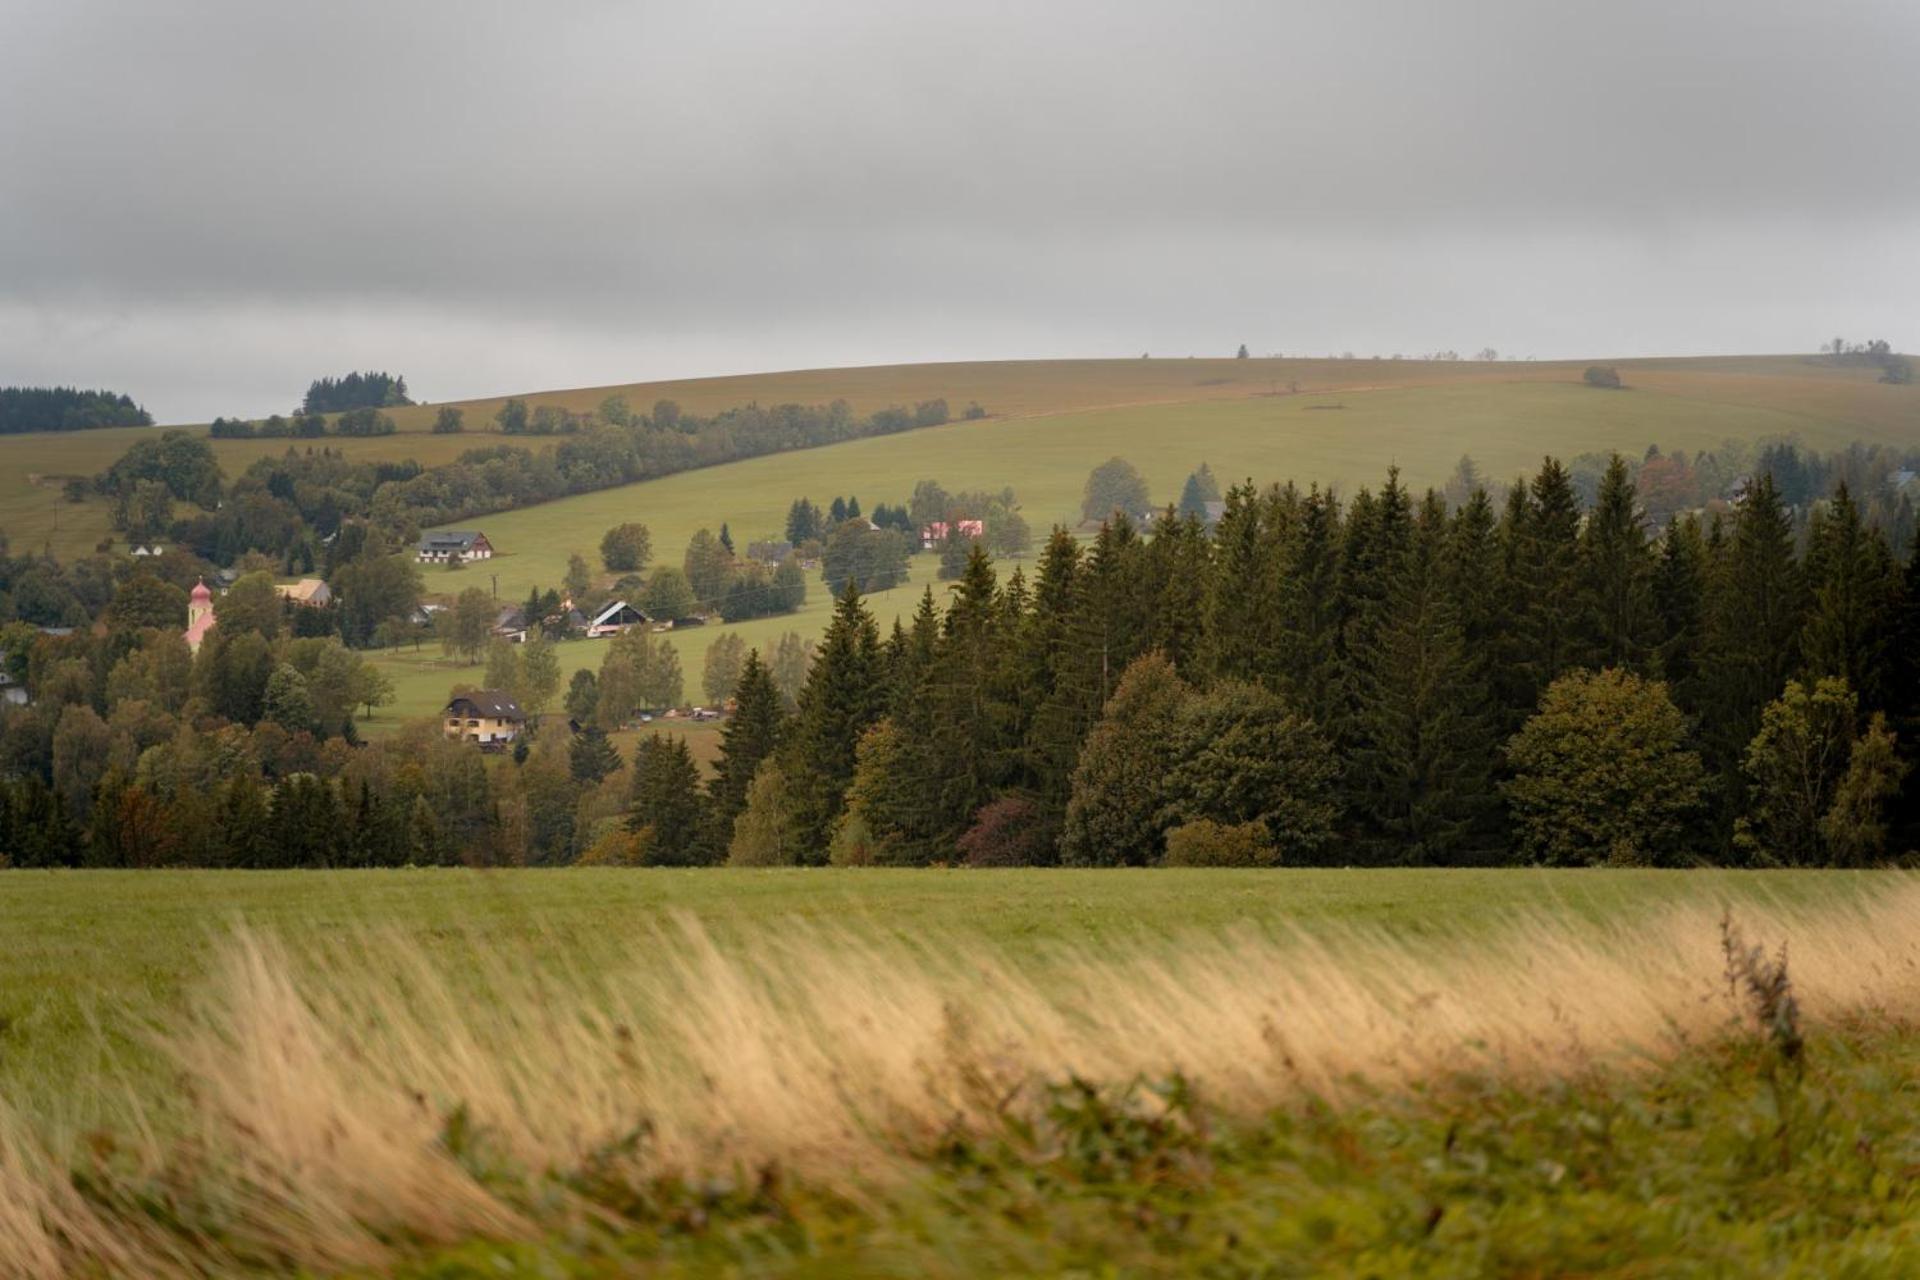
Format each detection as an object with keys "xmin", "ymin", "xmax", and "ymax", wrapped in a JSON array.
[{"xmin": 444, "ymin": 690, "xmax": 525, "ymax": 745}]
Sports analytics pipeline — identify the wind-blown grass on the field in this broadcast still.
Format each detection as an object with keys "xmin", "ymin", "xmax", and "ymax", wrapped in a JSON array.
[{"xmin": 3, "ymin": 878, "xmax": 1918, "ymax": 1276}]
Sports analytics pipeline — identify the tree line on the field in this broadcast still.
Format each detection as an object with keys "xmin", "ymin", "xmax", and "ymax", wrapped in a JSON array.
[
  {"xmin": 301, "ymin": 371, "xmax": 412, "ymax": 414},
  {"xmin": 6, "ymin": 450, "xmax": 1917, "ymax": 870},
  {"xmin": 0, "ymin": 387, "xmax": 152, "ymax": 434},
  {"xmin": 92, "ymin": 395, "xmax": 990, "ymax": 574}
]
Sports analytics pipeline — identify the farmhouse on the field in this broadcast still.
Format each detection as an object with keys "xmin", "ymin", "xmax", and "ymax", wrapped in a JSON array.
[
  {"xmin": 444, "ymin": 690, "xmax": 525, "ymax": 745},
  {"xmin": 183, "ymin": 578, "xmax": 216, "ymax": 655},
  {"xmin": 273, "ymin": 578, "xmax": 332, "ymax": 607},
  {"xmin": 416, "ymin": 531, "xmax": 494, "ymax": 563},
  {"xmin": 920, "ymin": 518, "xmax": 984, "ymax": 549},
  {"xmin": 586, "ymin": 600, "xmax": 650, "ymax": 638},
  {"xmin": 492, "ymin": 606, "xmax": 529, "ymax": 644}
]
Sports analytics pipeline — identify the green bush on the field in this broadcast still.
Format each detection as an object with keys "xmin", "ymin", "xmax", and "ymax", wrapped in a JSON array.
[{"xmin": 1162, "ymin": 819, "xmax": 1277, "ymax": 867}]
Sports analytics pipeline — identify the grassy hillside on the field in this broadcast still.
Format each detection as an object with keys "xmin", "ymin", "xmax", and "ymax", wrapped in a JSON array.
[
  {"xmin": 374, "ymin": 367, "xmax": 1914, "ymax": 727},
  {"xmin": 4, "ymin": 353, "xmax": 1913, "ymax": 728},
  {"xmin": 6, "ymin": 353, "xmax": 1909, "ymax": 564}
]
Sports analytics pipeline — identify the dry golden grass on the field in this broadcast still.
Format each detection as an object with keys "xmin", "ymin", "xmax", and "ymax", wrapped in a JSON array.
[{"xmin": 5, "ymin": 879, "xmax": 1919, "ymax": 1277}]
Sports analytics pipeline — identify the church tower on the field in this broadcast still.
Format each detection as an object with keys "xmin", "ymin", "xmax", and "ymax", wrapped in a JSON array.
[{"xmin": 184, "ymin": 578, "xmax": 216, "ymax": 654}]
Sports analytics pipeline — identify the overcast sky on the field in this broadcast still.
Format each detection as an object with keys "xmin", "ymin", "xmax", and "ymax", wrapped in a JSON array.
[{"xmin": 4, "ymin": 0, "xmax": 1917, "ymax": 422}]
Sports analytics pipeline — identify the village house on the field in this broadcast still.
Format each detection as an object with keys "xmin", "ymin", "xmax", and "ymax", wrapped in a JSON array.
[
  {"xmin": 183, "ymin": 578, "xmax": 216, "ymax": 654},
  {"xmin": 273, "ymin": 578, "xmax": 333, "ymax": 607},
  {"xmin": 586, "ymin": 600, "xmax": 650, "ymax": 638},
  {"xmin": 492, "ymin": 605, "xmax": 529, "ymax": 644},
  {"xmin": 0, "ymin": 669, "xmax": 28, "ymax": 707},
  {"xmin": 443, "ymin": 690, "xmax": 525, "ymax": 746},
  {"xmin": 920, "ymin": 518, "xmax": 984, "ymax": 550},
  {"xmin": 416, "ymin": 530, "xmax": 494, "ymax": 564}
]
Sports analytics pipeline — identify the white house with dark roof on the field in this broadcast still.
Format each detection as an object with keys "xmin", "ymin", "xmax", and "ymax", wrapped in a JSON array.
[
  {"xmin": 586, "ymin": 600, "xmax": 650, "ymax": 638},
  {"xmin": 416, "ymin": 531, "xmax": 494, "ymax": 563}
]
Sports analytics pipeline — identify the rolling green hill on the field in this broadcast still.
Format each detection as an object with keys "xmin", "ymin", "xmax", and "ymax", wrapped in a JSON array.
[
  {"xmin": 6, "ymin": 353, "xmax": 1909, "ymax": 564},
  {"xmin": 1, "ymin": 354, "xmax": 1912, "ymax": 731},
  {"xmin": 368, "ymin": 361, "xmax": 1916, "ymax": 731}
]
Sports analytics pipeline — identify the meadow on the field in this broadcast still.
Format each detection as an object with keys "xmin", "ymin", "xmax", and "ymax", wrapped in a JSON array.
[
  {"xmin": 4, "ymin": 351, "xmax": 1907, "ymax": 564},
  {"xmin": 373, "ymin": 363, "xmax": 1914, "ymax": 726},
  {"xmin": 1, "ymin": 867, "xmax": 1915, "ymax": 1276}
]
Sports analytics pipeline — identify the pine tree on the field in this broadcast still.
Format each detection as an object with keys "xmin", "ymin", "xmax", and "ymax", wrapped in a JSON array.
[
  {"xmin": 1699, "ymin": 472, "xmax": 1805, "ymax": 780},
  {"xmin": 1273, "ymin": 485, "xmax": 1344, "ymax": 725},
  {"xmin": 1177, "ymin": 463, "xmax": 1222, "ymax": 521},
  {"xmin": 707, "ymin": 650, "xmax": 785, "ymax": 851},
  {"xmin": 1512, "ymin": 458, "xmax": 1583, "ymax": 701},
  {"xmin": 1035, "ymin": 517, "xmax": 1149, "ymax": 813},
  {"xmin": 626, "ymin": 733, "xmax": 707, "ymax": 865},
  {"xmin": 1142, "ymin": 509, "xmax": 1211, "ymax": 670},
  {"xmin": 1011, "ymin": 528, "xmax": 1081, "ymax": 800},
  {"xmin": 921, "ymin": 543, "xmax": 1011, "ymax": 856},
  {"xmin": 1578, "ymin": 454, "xmax": 1658, "ymax": 670},
  {"xmin": 1799, "ymin": 483, "xmax": 1898, "ymax": 709},
  {"xmin": 1200, "ymin": 481, "xmax": 1266, "ymax": 680},
  {"xmin": 778, "ymin": 581, "xmax": 883, "ymax": 861},
  {"xmin": 1348, "ymin": 501, "xmax": 1498, "ymax": 864},
  {"xmin": 569, "ymin": 725, "xmax": 621, "ymax": 785},
  {"xmin": 1653, "ymin": 515, "xmax": 1709, "ymax": 707}
]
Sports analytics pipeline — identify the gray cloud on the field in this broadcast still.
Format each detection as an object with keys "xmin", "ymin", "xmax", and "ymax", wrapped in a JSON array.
[{"xmin": 4, "ymin": 0, "xmax": 1917, "ymax": 419}]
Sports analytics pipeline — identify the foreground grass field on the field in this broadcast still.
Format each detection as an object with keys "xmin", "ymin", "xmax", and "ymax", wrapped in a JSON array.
[
  {"xmin": 1, "ymin": 868, "xmax": 1915, "ymax": 1276},
  {"xmin": 0, "ymin": 867, "xmax": 1899, "ymax": 1121}
]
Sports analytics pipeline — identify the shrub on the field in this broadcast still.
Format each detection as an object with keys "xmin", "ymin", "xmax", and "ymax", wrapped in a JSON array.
[
  {"xmin": 1583, "ymin": 365, "xmax": 1623, "ymax": 389},
  {"xmin": 1162, "ymin": 819, "xmax": 1276, "ymax": 867},
  {"xmin": 957, "ymin": 795, "xmax": 1057, "ymax": 867}
]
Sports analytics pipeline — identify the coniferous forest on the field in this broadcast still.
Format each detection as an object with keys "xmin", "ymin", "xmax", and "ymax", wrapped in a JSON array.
[{"xmin": 3, "ymin": 452, "xmax": 1916, "ymax": 871}]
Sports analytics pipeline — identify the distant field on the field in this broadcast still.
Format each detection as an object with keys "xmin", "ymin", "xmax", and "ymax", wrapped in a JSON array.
[
  {"xmin": 5, "ymin": 353, "xmax": 1909, "ymax": 564},
  {"xmin": 0, "ymin": 426, "xmax": 483, "ymax": 562},
  {"xmin": 5, "ymin": 354, "xmax": 1914, "ymax": 726},
  {"xmin": 374, "ymin": 370, "xmax": 1914, "ymax": 724},
  {"xmin": 0, "ymin": 865, "xmax": 1889, "ymax": 1125}
]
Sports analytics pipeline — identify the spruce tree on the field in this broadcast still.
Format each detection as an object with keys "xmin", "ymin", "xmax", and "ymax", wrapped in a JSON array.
[
  {"xmin": 1349, "ymin": 494, "xmax": 1498, "ymax": 863},
  {"xmin": 1578, "ymin": 454, "xmax": 1658, "ymax": 670},
  {"xmin": 1199, "ymin": 481, "xmax": 1267, "ymax": 681},
  {"xmin": 1012, "ymin": 528, "xmax": 1081, "ymax": 801},
  {"xmin": 1177, "ymin": 463, "xmax": 1222, "ymax": 521},
  {"xmin": 1273, "ymin": 485, "xmax": 1344, "ymax": 726},
  {"xmin": 707, "ymin": 650, "xmax": 786, "ymax": 851},
  {"xmin": 1037, "ymin": 517, "xmax": 1149, "ymax": 807},
  {"xmin": 1143, "ymin": 509, "xmax": 1211, "ymax": 671},
  {"xmin": 1799, "ymin": 483, "xmax": 1898, "ymax": 709},
  {"xmin": 923, "ymin": 543, "xmax": 1011, "ymax": 854},
  {"xmin": 626, "ymin": 733, "xmax": 706, "ymax": 865},
  {"xmin": 1513, "ymin": 458, "xmax": 1583, "ymax": 700},
  {"xmin": 1653, "ymin": 515, "xmax": 1709, "ymax": 708},
  {"xmin": 569, "ymin": 725, "xmax": 621, "ymax": 785},
  {"xmin": 1700, "ymin": 473, "xmax": 1804, "ymax": 761},
  {"xmin": 778, "ymin": 581, "xmax": 883, "ymax": 861}
]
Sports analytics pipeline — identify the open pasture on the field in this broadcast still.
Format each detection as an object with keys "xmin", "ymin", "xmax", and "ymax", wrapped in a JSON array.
[
  {"xmin": 0, "ymin": 867, "xmax": 1914, "ymax": 1276},
  {"xmin": 0, "ymin": 865, "xmax": 1893, "ymax": 1122},
  {"xmin": 370, "ymin": 369, "xmax": 1916, "ymax": 724},
  {"xmin": 6, "ymin": 353, "xmax": 1908, "ymax": 565}
]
